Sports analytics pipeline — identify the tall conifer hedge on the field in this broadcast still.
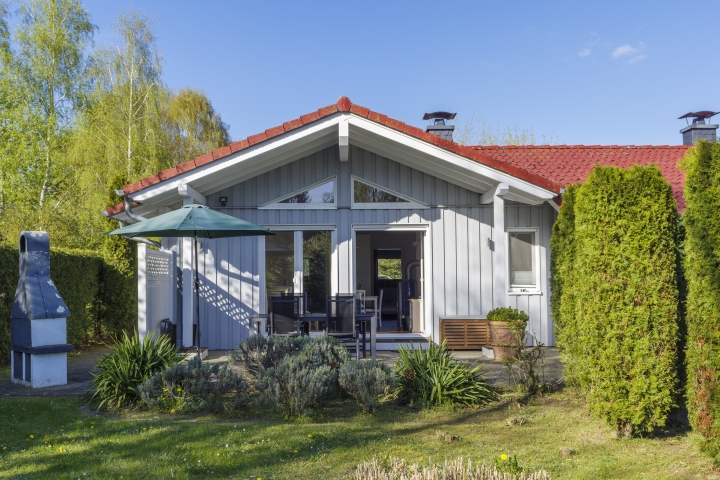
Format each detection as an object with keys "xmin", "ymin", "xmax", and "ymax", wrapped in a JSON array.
[
  {"xmin": 682, "ymin": 140, "xmax": 720, "ymax": 460},
  {"xmin": 551, "ymin": 165, "xmax": 680, "ymax": 436}
]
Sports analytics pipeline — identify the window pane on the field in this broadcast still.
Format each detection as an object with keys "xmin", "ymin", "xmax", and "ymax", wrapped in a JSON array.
[
  {"xmin": 510, "ymin": 232, "xmax": 535, "ymax": 286},
  {"xmin": 266, "ymin": 231, "xmax": 294, "ymax": 299},
  {"xmin": 303, "ymin": 231, "xmax": 331, "ymax": 313},
  {"xmin": 354, "ymin": 180, "xmax": 409, "ymax": 203},
  {"xmin": 279, "ymin": 180, "xmax": 334, "ymax": 204},
  {"xmin": 377, "ymin": 258, "xmax": 402, "ymax": 280}
]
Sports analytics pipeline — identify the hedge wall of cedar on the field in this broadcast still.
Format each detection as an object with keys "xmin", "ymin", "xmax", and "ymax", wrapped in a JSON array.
[
  {"xmin": 0, "ymin": 243, "xmax": 136, "ymax": 365},
  {"xmin": 682, "ymin": 140, "xmax": 720, "ymax": 460},
  {"xmin": 551, "ymin": 165, "xmax": 681, "ymax": 436}
]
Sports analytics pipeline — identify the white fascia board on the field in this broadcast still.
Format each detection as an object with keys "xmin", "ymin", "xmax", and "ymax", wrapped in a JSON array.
[
  {"xmin": 129, "ymin": 114, "xmax": 343, "ymax": 204},
  {"xmin": 347, "ymin": 116, "xmax": 556, "ymax": 201}
]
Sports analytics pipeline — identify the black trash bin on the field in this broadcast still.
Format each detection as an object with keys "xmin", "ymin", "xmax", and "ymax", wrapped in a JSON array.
[{"xmin": 159, "ymin": 319, "xmax": 177, "ymax": 347}]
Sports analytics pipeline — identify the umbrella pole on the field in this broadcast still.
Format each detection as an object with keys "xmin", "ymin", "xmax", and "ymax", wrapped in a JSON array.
[{"xmin": 194, "ymin": 231, "xmax": 201, "ymax": 364}]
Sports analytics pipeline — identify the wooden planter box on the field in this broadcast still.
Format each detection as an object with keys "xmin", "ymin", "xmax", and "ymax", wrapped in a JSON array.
[{"xmin": 440, "ymin": 317, "xmax": 489, "ymax": 350}]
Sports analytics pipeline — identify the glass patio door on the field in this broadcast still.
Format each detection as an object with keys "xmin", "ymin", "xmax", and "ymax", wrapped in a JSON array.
[{"xmin": 265, "ymin": 230, "xmax": 332, "ymax": 314}]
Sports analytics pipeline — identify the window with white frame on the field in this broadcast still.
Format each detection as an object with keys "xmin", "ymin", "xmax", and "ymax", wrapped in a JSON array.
[
  {"xmin": 351, "ymin": 176, "xmax": 428, "ymax": 209},
  {"xmin": 507, "ymin": 228, "xmax": 539, "ymax": 293},
  {"xmin": 259, "ymin": 177, "xmax": 336, "ymax": 209}
]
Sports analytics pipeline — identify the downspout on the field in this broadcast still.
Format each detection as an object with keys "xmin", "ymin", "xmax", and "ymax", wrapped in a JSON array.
[{"xmin": 100, "ymin": 193, "xmax": 161, "ymax": 248}]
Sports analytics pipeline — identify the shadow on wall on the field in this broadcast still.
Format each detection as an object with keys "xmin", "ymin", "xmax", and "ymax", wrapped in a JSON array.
[{"xmin": 196, "ymin": 244, "xmax": 260, "ymax": 350}]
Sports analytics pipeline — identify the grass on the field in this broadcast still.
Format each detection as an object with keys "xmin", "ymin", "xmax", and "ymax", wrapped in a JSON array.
[{"xmin": 0, "ymin": 392, "xmax": 717, "ymax": 479}]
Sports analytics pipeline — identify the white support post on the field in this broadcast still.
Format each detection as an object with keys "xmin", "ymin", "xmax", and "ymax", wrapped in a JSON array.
[
  {"xmin": 491, "ymin": 184, "xmax": 509, "ymax": 308},
  {"xmin": 181, "ymin": 237, "xmax": 194, "ymax": 347},
  {"xmin": 339, "ymin": 116, "xmax": 349, "ymax": 162},
  {"xmin": 137, "ymin": 243, "xmax": 148, "ymax": 342},
  {"xmin": 294, "ymin": 231, "xmax": 303, "ymax": 294}
]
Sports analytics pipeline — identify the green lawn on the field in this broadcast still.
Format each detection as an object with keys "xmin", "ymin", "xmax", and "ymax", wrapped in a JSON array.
[{"xmin": 0, "ymin": 393, "xmax": 717, "ymax": 479}]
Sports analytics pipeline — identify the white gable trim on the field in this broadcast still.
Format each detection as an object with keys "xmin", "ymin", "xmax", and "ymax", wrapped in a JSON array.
[{"xmin": 119, "ymin": 112, "xmax": 557, "ymax": 218}]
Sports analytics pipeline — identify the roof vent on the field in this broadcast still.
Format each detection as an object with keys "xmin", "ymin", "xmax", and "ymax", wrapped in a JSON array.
[
  {"xmin": 678, "ymin": 111, "xmax": 718, "ymax": 145},
  {"xmin": 424, "ymin": 111, "xmax": 456, "ymax": 142}
]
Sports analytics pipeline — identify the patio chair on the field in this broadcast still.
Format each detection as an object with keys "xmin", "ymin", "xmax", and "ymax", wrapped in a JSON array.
[
  {"xmin": 270, "ymin": 296, "xmax": 302, "ymax": 336},
  {"xmin": 326, "ymin": 295, "xmax": 360, "ymax": 361},
  {"xmin": 364, "ymin": 289, "xmax": 383, "ymax": 331},
  {"xmin": 280, "ymin": 292, "xmax": 308, "ymax": 313},
  {"xmin": 356, "ymin": 290, "xmax": 366, "ymax": 313}
]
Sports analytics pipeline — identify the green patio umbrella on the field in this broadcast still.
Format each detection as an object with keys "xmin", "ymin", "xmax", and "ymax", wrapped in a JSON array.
[{"xmin": 107, "ymin": 204, "xmax": 274, "ymax": 362}]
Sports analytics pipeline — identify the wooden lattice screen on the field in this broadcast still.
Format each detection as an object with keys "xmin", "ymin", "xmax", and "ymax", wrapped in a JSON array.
[{"xmin": 440, "ymin": 319, "xmax": 489, "ymax": 350}]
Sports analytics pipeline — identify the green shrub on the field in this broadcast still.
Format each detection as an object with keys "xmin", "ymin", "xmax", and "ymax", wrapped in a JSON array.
[
  {"xmin": 549, "ymin": 183, "xmax": 579, "ymax": 344},
  {"xmin": 230, "ymin": 334, "xmax": 308, "ymax": 382},
  {"xmin": 339, "ymin": 360, "xmax": 395, "ymax": 413},
  {"xmin": 258, "ymin": 354, "xmax": 333, "ymax": 417},
  {"xmin": 138, "ymin": 357, "xmax": 248, "ymax": 413},
  {"xmin": 486, "ymin": 307, "xmax": 529, "ymax": 324},
  {"xmin": 86, "ymin": 331, "xmax": 178, "ymax": 410},
  {"xmin": 682, "ymin": 140, "xmax": 720, "ymax": 460},
  {"xmin": 555, "ymin": 165, "xmax": 680, "ymax": 437},
  {"xmin": 396, "ymin": 341, "xmax": 494, "ymax": 407}
]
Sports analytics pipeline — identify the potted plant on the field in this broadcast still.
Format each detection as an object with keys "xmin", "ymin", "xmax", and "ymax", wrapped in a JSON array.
[{"xmin": 486, "ymin": 307, "xmax": 529, "ymax": 361}]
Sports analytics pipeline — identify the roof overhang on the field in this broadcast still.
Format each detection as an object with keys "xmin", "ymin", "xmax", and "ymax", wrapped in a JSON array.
[{"xmin": 109, "ymin": 112, "xmax": 557, "ymax": 221}]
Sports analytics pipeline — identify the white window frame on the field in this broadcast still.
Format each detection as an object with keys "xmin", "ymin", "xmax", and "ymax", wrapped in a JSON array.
[
  {"xmin": 506, "ymin": 227, "xmax": 541, "ymax": 295},
  {"xmin": 350, "ymin": 176, "xmax": 428, "ymax": 210},
  {"xmin": 259, "ymin": 176, "xmax": 337, "ymax": 210}
]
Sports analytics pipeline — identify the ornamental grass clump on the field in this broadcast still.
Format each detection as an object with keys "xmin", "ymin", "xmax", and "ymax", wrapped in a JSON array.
[
  {"xmin": 396, "ymin": 340, "xmax": 494, "ymax": 407},
  {"xmin": 339, "ymin": 360, "xmax": 395, "ymax": 413},
  {"xmin": 681, "ymin": 140, "xmax": 720, "ymax": 461},
  {"xmin": 138, "ymin": 357, "xmax": 249, "ymax": 413},
  {"xmin": 86, "ymin": 331, "xmax": 178, "ymax": 410},
  {"xmin": 551, "ymin": 165, "xmax": 681, "ymax": 437},
  {"xmin": 353, "ymin": 456, "xmax": 550, "ymax": 480}
]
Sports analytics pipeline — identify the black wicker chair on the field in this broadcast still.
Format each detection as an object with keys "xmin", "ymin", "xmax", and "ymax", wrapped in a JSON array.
[
  {"xmin": 325, "ymin": 295, "xmax": 360, "ymax": 360},
  {"xmin": 270, "ymin": 296, "xmax": 302, "ymax": 336}
]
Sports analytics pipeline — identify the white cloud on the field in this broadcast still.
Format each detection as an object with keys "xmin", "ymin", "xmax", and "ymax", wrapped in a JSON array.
[
  {"xmin": 627, "ymin": 54, "xmax": 647, "ymax": 64},
  {"xmin": 612, "ymin": 45, "xmax": 639, "ymax": 58},
  {"xmin": 578, "ymin": 48, "xmax": 591, "ymax": 57}
]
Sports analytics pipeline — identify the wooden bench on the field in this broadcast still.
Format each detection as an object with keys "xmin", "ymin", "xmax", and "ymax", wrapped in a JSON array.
[{"xmin": 440, "ymin": 316, "xmax": 489, "ymax": 350}]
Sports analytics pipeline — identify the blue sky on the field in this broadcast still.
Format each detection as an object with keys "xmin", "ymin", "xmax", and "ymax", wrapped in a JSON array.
[{"xmin": 84, "ymin": 1, "xmax": 719, "ymax": 146}]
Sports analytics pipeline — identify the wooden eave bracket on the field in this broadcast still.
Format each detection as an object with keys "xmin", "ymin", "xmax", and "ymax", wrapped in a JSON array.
[
  {"xmin": 178, "ymin": 184, "xmax": 207, "ymax": 206},
  {"xmin": 480, "ymin": 183, "xmax": 509, "ymax": 204}
]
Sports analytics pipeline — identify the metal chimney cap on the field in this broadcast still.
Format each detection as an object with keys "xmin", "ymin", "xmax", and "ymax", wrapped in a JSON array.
[
  {"xmin": 423, "ymin": 111, "xmax": 457, "ymax": 121},
  {"xmin": 678, "ymin": 111, "xmax": 718, "ymax": 120}
]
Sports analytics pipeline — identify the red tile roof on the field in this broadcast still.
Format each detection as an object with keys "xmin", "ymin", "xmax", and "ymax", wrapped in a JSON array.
[
  {"xmin": 473, "ymin": 145, "xmax": 690, "ymax": 210},
  {"xmin": 107, "ymin": 96, "xmax": 691, "ymax": 215}
]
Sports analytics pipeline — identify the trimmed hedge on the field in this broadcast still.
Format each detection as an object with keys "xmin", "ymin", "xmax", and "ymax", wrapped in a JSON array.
[
  {"xmin": 0, "ymin": 242, "xmax": 136, "ymax": 365},
  {"xmin": 682, "ymin": 140, "xmax": 720, "ymax": 460},
  {"xmin": 552, "ymin": 165, "xmax": 681, "ymax": 436}
]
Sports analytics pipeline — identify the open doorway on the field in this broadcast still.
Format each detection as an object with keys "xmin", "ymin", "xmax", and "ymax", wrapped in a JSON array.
[{"xmin": 355, "ymin": 230, "xmax": 424, "ymax": 333}]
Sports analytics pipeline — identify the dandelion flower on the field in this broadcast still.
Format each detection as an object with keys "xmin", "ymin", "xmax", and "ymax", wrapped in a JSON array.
[
  {"xmin": 500, "ymin": 454, "xmax": 508, "ymax": 461},
  {"xmin": 163, "ymin": 388, "xmax": 168, "ymax": 392},
  {"xmin": 294, "ymin": 449, "xmax": 298, "ymax": 453},
  {"xmin": 3, "ymin": 446, "xmax": 6, "ymax": 450},
  {"xmin": 91, "ymin": 425, "xmax": 94, "ymax": 429},
  {"xmin": 177, "ymin": 387, "xmax": 182, "ymax": 392},
  {"xmin": 29, "ymin": 435, "xmax": 34, "ymax": 439},
  {"xmin": 59, "ymin": 447, "xmax": 63, "ymax": 452},
  {"xmin": 307, "ymin": 434, "xmax": 313, "ymax": 439},
  {"xmin": 143, "ymin": 428, "xmax": 147, "ymax": 431},
  {"xmin": 170, "ymin": 408, "xmax": 176, "ymax": 414}
]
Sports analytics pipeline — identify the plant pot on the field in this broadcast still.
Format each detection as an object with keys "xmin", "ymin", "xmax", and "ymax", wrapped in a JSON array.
[{"xmin": 488, "ymin": 320, "xmax": 519, "ymax": 361}]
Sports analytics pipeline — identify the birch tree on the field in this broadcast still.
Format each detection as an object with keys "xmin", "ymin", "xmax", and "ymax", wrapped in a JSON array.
[{"xmin": 13, "ymin": 0, "xmax": 93, "ymax": 219}]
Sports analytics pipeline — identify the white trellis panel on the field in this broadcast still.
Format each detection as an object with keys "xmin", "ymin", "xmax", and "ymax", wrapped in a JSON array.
[{"xmin": 138, "ymin": 244, "xmax": 176, "ymax": 342}]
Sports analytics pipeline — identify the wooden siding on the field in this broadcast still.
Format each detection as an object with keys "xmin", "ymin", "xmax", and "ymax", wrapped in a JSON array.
[{"xmin": 183, "ymin": 145, "xmax": 557, "ymax": 350}]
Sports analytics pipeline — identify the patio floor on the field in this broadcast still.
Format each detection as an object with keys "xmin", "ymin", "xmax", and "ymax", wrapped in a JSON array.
[{"xmin": 0, "ymin": 346, "xmax": 563, "ymax": 397}]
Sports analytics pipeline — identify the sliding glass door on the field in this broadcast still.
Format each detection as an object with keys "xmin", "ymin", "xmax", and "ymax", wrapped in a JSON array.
[{"xmin": 265, "ymin": 230, "xmax": 333, "ymax": 314}]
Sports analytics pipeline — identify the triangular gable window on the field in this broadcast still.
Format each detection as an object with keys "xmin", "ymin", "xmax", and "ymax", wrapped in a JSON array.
[
  {"xmin": 260, "ymin": 177, "xmax": 336, "ymax": 209},
  {"xmin": 351, "ymin": 177, "xmax": 428, "ymax": 209}
]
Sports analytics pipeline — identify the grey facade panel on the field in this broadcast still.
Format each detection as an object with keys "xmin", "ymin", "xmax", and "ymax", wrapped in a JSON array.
[{"xmin": 195, "ymin": 145, "xmax": 556, "ymax": 349}]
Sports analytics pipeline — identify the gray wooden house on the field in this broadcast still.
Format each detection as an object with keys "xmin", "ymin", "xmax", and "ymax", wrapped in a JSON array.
[{"xmin": 105, "ymin": 96, "xmax": 571, "ymax": 350}]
